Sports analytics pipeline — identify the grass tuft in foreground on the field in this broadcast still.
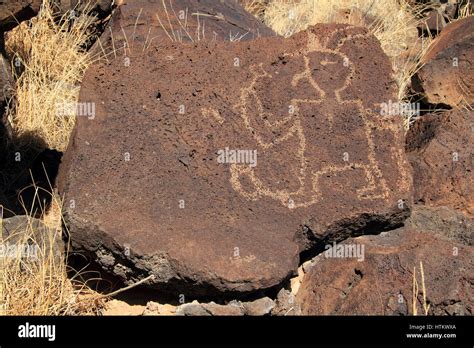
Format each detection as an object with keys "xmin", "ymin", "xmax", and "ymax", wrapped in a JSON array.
[
  {"xmin": 0, "ymin": 188, "xmax": 104, "ymax": 315},
  {"xmin": 4, "ymin": 0, "xmax": 98, "ymax": 152}
]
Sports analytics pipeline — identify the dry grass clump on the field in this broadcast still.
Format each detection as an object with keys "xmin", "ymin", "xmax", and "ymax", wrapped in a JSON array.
[
  {"xmin": 0, "ymin": 190, "xmax": 105, "ymax": 315},
  {"xmin": 412, "ymin": 261, "xmax": 430, "ymax": 316},
  {"xmin": 4, "ymin": 0, "xmax": 98, "ymax": 152},
  {"xmin": 243, "ymin": 0, "xmax": 269, "ymax": 20},
  {"xmin": 457, "ymin": 0, "xmax": 473, "ymax": 19}
]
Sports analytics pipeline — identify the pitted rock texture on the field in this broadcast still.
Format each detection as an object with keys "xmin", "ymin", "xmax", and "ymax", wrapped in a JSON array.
[
  {"xmin": 413, "ymin": 15, "xmax": 474, "ymax": 108},
  {"xmin": 296, "ymin": 228, "xmax": 473, "ymax": 315},
  {"xmin": 407, "ymin": 110, "xmax": 473, "ymax": 217},
  {"xmin": 96, "ymin": 0, "xmax": 275, "ymax": 53},
  {"xmin": 58, "ymin": 24, "xmax": 412, "ymax": 296}
]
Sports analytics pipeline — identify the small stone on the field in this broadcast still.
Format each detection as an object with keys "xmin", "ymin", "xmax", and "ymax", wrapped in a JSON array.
[
  {"xmin": 143, "ymin": 302, "xmax": 176, "ymax": 316},
  {"xmin": 176, "ymin": 303, "xmax": 210, "ymax": 316},
  {"xmin": 202, "ymin": 302, "xmax": 244, "ymax": 316},
  {"xmin": 271, "ymin": 289, "xmax": 301, "ymax": 316},
  {"xmin": 242, "ymin": 297, "xmax": 275, "ymax": 316}
]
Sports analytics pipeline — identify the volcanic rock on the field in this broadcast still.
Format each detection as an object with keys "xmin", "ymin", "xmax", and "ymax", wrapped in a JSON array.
[
  {"xmin": 413, "ymin": 16, "xmax": 474, "ymax": 108},
  {"xmin": 1, "ymin": 215, "xmax": 65, "ymax": 262},
  {"xmin": 296, "ymin": 228, "xmax": 473, "ymax": 315},
  {"xmin": 419, "ymin": 10, "xmax": 447, "ymax": 33},
  {"xmin": 176, "ymin": 301, "xmax": 244, "ymax": 316},
  {"xmin": 175, "ymin": 302, "xmax": 211, "ymax": 316},
  {"xmin": 415, "ymin": 0, "xmax": 461, "ymax": 21},
  {"xmin": 202, "ymin": 301, "xmax": 244, "ymax": 316},
  {"xmin": 0, "ymin": 0, "xmax": 41, "ymax": 32},
  {"xmin": 58, "ymin": 24, "xmax": 412, "ymax": 296},
  {"xmin": 0, "ymin": 49, "xmax": 13, "ymax": 108},
  {"xmin": 271, "ymin": 289, "xmax": 301, "ymax": 316},
  {"xmin": 242, "ymin": 297, "xmax": 275, "ymax": 315},
  {"xmin": 407, "ymin": 110, "xmax": 473, "ymax": 217},
  {"xmin": 407, "ymin": 204, "xmax": 473, "ymax": 246},
  {"xmin": 96, "ymin": 0, "xmax": 275, "ymax": 54},
  {"xmin": 51, "ymin": 0, "xmax": 114, "ymax": 16}
]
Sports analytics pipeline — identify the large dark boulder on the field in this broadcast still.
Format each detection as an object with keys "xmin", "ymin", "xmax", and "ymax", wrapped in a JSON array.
[{"xmin": 58, "ymin": 24, "xmax": 412, "ymax": 297}]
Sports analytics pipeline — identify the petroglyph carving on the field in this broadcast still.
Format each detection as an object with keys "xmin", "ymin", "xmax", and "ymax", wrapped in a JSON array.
[{"xmin": 231, "ymin": 27, "xmax": 410, "ymax": 209}]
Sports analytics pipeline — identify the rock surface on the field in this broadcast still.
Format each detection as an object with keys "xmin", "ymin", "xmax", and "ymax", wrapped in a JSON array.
[
  {"xmin": 419, "ymin": 10, "xmax": 447, "ymax": 33},
  {"xmin": 407, "ymin": 204, "xmax": 473, "ymax": 246},
  {"xmin": 58, "ymin": 24, "xmax": 412, "ymax": 296},
  {"xmin": 407, "ymin": 110, "xmax": 473, "ymax": 217},
  {"xmin": 143, "ymin": 301, "xmax": 176, "ymax": 316},
  {"xmin": 0, "ymin": 0, "xmax": 41, "ymax": 32},
  {"xmin": 414, "ymin": 16, "xmax": 474, "ymax": 108},
  {"xmin": 0, "ymin": 215, "xmax": 64, "ymax": 262},
  {"xmin": 271, "ymin": 289, "xmax": 301, "ymax": 316},
  {"xmin": 175, "ymin": 297, "xmax": 275, "ymax": 316},
  {"xmin": 296, "ymin": 228, "xmax": 473, "ymax": 315},
  {"xmin": 142, "ymin": 301, "xmax": 176, "ymax": 316},
  {"xmin": 0, "ymin": 51, "xmax": 13, "ymax": 110},
  {"xmin": 106, "ymin": 296, "xmax": 276, "ymax": 316},
  {"xmin": 97, "ymin": 0, "xmax": 275, "ymax": 54},
  {"xmin": 175, "ymin": 302, "xmax": 211, "ymax": 316},
  {"xmin": 242, "ymin": 296, "xmax": 274, "ymax": 315},
  {"xmin": 51, "ymin": 0, "xmax": 114, "ymax": 16}
]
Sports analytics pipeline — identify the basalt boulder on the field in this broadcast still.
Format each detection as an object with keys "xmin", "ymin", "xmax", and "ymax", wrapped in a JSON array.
[
  {"xmin": 296, "ymin": 228, "xmax": 473, "ymax": 315},
  {"xmin": 413, "ymin": 15, "xmax": 474, "ymax": 108},
  {"xmin": 407, "ymin": 109, "xmax": 473, "ymax": 217},
  {"xmin": 58, "ymin": 24, "xmax": 412, "ymax": 297}
]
